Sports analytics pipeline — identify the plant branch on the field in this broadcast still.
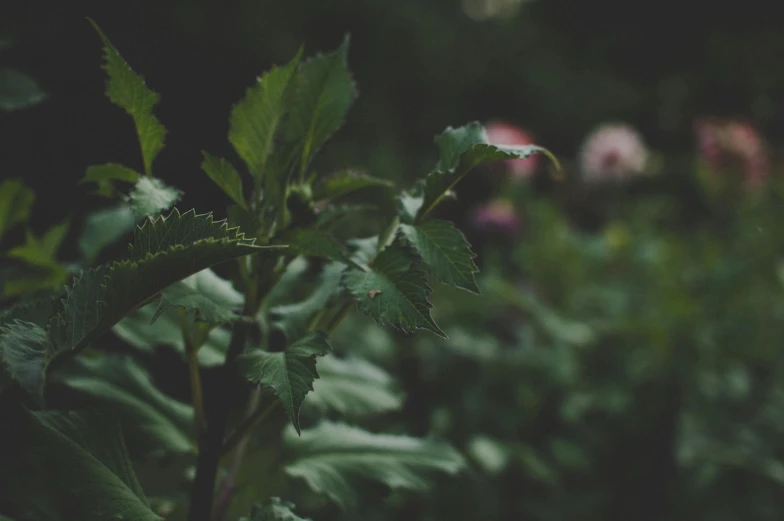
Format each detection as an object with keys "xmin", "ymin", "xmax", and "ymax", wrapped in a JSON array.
[{"xmin": 179, "ymin": 309, "xmax": 207, "ymax": 433}]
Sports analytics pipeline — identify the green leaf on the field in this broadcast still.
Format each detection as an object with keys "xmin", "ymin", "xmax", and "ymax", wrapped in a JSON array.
[
  {"xmin": 114, "ymin": 302, "xmax": 230, "ymax": 366},
  {"xmin": 152, "ymin": 267, "xmax": 244, "ymax": 324},
  {"xmin": 53, "ymin": 354, "xmax": 195, "ymax": 458},
  {"xmin": 410, "ymin": 122, "xmax": 556, "ymax": 222},
  {"xmin": 0, "ymin": 178, "xmax": 35, "ymax": 242},
  {"xmin": 229, "ymin": 48, "xmax": 302, "ymax": 181},
  {"xmin": 0, "ymin": 320, "xmax": 49, "ymax": 401},
  {"xmin": 6, "ymin": 219, "xmax": 69, "ymax": 269},
  {"xmin": 283, "ymin": 229, "xmax": 355, "ymax": 266},
  {"xmin": 287, "ymin": 37, "xmax": 357, "ymax": 177},
  {"xmin": 238, "ymin": 332, "xmax": 332, "ymax": 434},
  {"xmin": 400, "ymin": 219, "xmax": 479, "ymax": 293},
  {"xmin": 285, "ymin": 421, "xmax": 465, "ymax": 508},
  {"xmin": 52, "ymin": 208, "xmax": 262, "ymax": 353},
  {"xmin": 241, "ymin": 498, "xmax": 309, "ymax": 521},
  {"xmin": 90, "ymin": 20, "xmax": 166, "ymax": 175},
  {"xmin": 78, "ymin": 204, "xmax": 136, "ymax": 259},
  {"xmin": 81, "ymin": 163, "xmax": 142, "ymax": 184},
  {"xmin": 341, "ymin": 243, "xmax": 445, "ymax": 338},
  {"xmin": 269, "ymin": 261, "xmax": 343, "ymax": 340},
  {"xmin": 313, "ymin": 170, "xmax": 393, "ymax": 202},
  {"xmin": 0, "ymin": 68, "xmax": 47, "ymax": 111},
  {"xmin": 314, "ymin": 203, "xmax": 376, "ymax": 230},
  {"xmin": 201, "ymin": 152, "xmax": 247, "ymax": 209},
  {"xmin": 307, "ymin": 355, "xmax": 403, "ymax": 416},
  {"xmin": 28, "ymin": 410, "xmax": 161, "ymax": 521},
  {"xmin": 129, "ymin": 176, "xmax": 183, "ymax": 219}
]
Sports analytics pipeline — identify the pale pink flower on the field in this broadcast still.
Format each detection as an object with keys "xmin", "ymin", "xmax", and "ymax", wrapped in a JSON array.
[
  {"xmin": 694, "ymin": 118, "xmax": 769, "ymax": 189},
  {"xmin": 485, "ymin": 121, "xmax": 539, "ymax": 179},
  {"xmin": 579, "ymin": 123, "xmax": 648, "ymax": 181},
  {"xmin": 471, "ymin": 199, "xmax": 520, "ymax": 235}
]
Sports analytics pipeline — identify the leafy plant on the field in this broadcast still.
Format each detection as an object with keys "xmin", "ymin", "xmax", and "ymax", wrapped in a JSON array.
[{"xmin": 0, "ymin": 20, "xmax": 554, "ymax": 521}]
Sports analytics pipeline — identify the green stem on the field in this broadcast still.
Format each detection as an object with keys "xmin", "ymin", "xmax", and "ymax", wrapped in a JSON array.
[
  {"xmin": 179, "ymin": 309, "xmax": 207, "ymax": 434},
  {"xmin": 187, "ymin": 290, "xmax": 258, "ymax": 521}
]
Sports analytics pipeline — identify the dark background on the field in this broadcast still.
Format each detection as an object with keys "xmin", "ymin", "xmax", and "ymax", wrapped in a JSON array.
[{"xmin": 3, "ymin": 0, "xmax": 784, "ymax": 242}]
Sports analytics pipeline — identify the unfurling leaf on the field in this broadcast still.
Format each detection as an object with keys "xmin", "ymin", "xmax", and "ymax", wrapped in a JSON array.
[
  {"xmin": 89, "ymin": 19, "xmax": 166, "ymax": 175},
  {"xmin": 229, "ymin": 48, "xmax": 302, "ymax": 181},
  {"xmin": 238, "ymin": 332, "xmax": 332, "ymax": 434},
  {"xmin": 406, "ymin": 122, "xmax": 556, "ymax": 222},
  {"xmin": 284, "ymin": 229, "xmax": 356, "ymax": 266},
  {"xmin": 286, "ymin": 36, "xmax": 357, "ymax": 177},
  {"xmin": 201, "ymin": 152, "xmax": 247, "ymax": 208},
  {"xmin": 0, "ymin": 178, "xmax": 35, "ymax": 242},
  {"xmin": 285, "ymin": 421, "xmax": 465, "ymax": 508},
  {"xmin": 129, "ymin": 176, "xmax": 182, "ymax": 219},
  {"xmin": 400, "ymin": 219, "xmax": 479, "ymax": 293},
  {"xmin": 241, "ymin": 498, "xmax": 309, "ymax": 521},
  {"xmin": 307, "ymin": 355, "xmax": 403, "ymax": 416},
  {"xmin": 342, "ymin": 243, "xmax": 445, "ymax": 337}
]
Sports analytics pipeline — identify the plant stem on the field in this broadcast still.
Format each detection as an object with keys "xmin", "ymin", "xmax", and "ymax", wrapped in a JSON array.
[
  {"xmin": 187, "ymin": 295, "xmax": 257, "ymax": 521},
  {"xmin": 221, "ymin": 399, "xmax": 280, "ymax": 457},
  {"xmin": 179, "ymin": 309, "xmax": 207, "ymax": 433}
]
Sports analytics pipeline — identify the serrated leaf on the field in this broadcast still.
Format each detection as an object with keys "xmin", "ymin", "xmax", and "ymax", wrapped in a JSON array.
[
  {"xmin": 0, "ymin": 320, "xmax": 49, "ymax": 401},
  {"xmin": 53, "ymin": 209, "xmax": 262, "ymax": 353},
  {"xmin": 78, "ymin": 204, "xmax": 136, "ymax": 259},
  {"xmin": 409, "ymin": 122, "xmax": 555, "ymax": 222},
  {"xmin": 90, "ymin": 20, "xmax": 166, "ymax": 175},
  {"xmin": 152, "ymin": 267, "xmax": 244, "ymax": 324},
  {"xmin": 241, "ymin": 498, "xmax": 310, "ymax": 521},
  {"xmin": 29, "ymin": 410, "xmax": 161, "ymax": 521},
  {"xmin": 53, "ymin": 354, "xmax": 195, "ymax": 458},
  {"xmin": 230, "ymin": 48, "xmax": 302, "ymax": 181},
  {"xmin": 0, "ymin": 178, "xmax": 35, "ymax": 242},
  {"xmin": 129, "ymin": 176, "xmax": 182, "ymax": 219},
  {"xmin": 201, "ymin": 152, "xmax": 247, "ymax": 209},
  {"xmin": 0, "ymin": 68, "xmax": 47, "ymax": 111},
  {"xmin": 269, "ymin": 261, "xmax": 343, "ymax": 340},
  {"xmin": 307, "ymin": 355, "xmax": 403, "ymax": 416},
  {"xmin": 114, "ymin": 302, "xmax": 230, "ymax": 366},
  {"xmin": 313, "ymin": 170, "xmax": 393, "ymax": 202},
  {"xmin": 400, "ymin": 219, "xmax": 479, "ymax": 293},
  {"xmin": 238, "ymin": 332, "xmax": 332, "ymax": 434},
  {"xmin": 287, "ymin": 37, "xmax": 357, "ymax": 177},
  {"xmin": 284, "ymin": 421, "xmax": 465, "ymax": 508},
  {"xmin": 341, "ymin": 243, "xmax": 445, "ymax": 337}
]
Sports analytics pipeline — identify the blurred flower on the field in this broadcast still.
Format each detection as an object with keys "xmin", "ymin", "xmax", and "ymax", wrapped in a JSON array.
[
  {"xmin": 579, "ymin": 123, "xmax": 649, "ymax": 181},
  {"xmin": 485, "ymin": 120, "xmax": 539, "ymax": 179},
  {"xmin": 694, "ymin": 118, "xmax": 769, "ymax": 189},
  {"xmin": 471, "ymin": 198, "xmax": 520, "ymax": 235}
]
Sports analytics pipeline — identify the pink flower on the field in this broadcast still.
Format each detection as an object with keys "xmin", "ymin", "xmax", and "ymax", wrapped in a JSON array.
[
  {"xmin": 579, "ymin": 123, "xmax": 648, "ymax": 181},
  {"xmin": 485, "ymin": 121, "xmax": 539, "ymax": 179},
  {"xmin": 694, "ymin": 118, "xmax": 769, "ymax": 189},
  {"xmin": 471, "ymin": 199, "xmax": 520, "ymax": 235}
]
